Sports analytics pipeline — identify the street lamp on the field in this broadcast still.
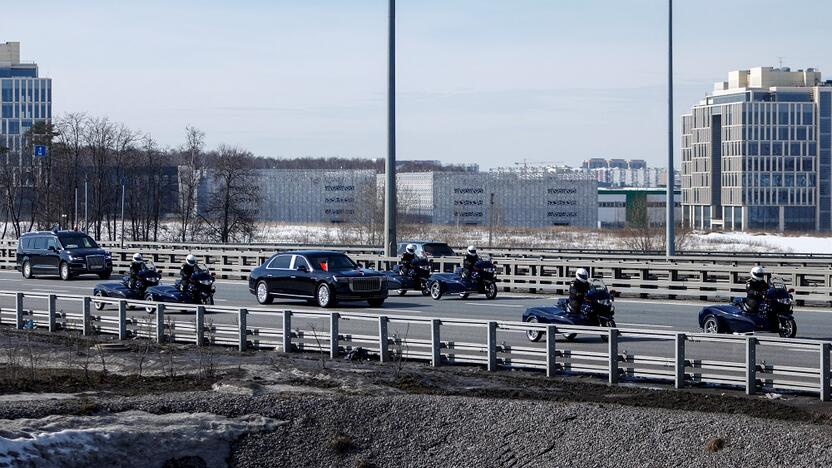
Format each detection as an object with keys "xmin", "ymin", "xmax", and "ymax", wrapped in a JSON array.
[
  {"xmin": 665, "ymin": 0, "xmax": 675, "ymax": 257},
  {"xmin": 383, "ymin": 0, "xmax": 397, "ymax": 257}
]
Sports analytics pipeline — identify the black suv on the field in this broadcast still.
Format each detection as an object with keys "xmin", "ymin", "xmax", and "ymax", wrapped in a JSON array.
[{"xmin": 16, "ymin": 231, "xmax": 113, "ymax": 280}]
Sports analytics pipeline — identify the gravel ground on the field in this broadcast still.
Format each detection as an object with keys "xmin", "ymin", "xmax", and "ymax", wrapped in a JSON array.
[{"xmin": 0, "ymin": 385, "xmax": 830, "ymax": 467}]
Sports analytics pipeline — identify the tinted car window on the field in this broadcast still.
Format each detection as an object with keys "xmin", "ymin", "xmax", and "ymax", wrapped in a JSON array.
[
  {"xmin": 21, "ymin": 238, "xmax": 32, "ymax": 249},
  {"xmin": 306, "ymin": 254, "xmax": 356, "ymax": 272},
  {"xmin": 33, "ymin": 237, "xmax": 47, "ymax": 250},
  {"xmin": 268, "ymin": 255, "xmax": 292, "ymax": 269},
  {"xmin": 293, "ymin": 256, "xmax": 311, "ymax": 270},
  {"xmin": 46, "ymin": 237, "xmax": 59, "ymax": 250},
  {"xmin": 58, "ymin": 234, "xmax": 98, "ymax": 249},
  {"xmin": 422, "ymin": 243, "xmax": 455, "ymax": 257}
]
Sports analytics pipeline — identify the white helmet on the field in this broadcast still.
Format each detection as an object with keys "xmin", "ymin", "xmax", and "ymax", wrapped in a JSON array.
[
  {"xmin": 467, "ymin": 245, "xmax": 477, "ymax": 255},
  {"xmin": 186, "ymin": 254, "xmax": 197, "ymax": 266},
  {"xmin": 575, "ymin": 268, "xmax": 589, "ymax": 283},
  {"xmin": 132, "ymin": 253, "xmax": 143, "ymax": 263},
  {"xmin": 750, "ymin": 266, "xmax": 765, "ymax": 281},
  {"xmin": 406, "ymin": 244, "xmax": 416, "ymax": 254}
]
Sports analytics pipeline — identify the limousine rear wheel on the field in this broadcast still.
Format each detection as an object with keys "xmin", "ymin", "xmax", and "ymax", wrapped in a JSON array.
[
  {"xmin": 256, "ymin": 281, "xmax": 273, "ymax": 305},
  {"xmin": 22, "ymin": 260, "xmax": 32, "ymax": 279},
  {"xmin": 316, "ymin": 283, "xmax": 335, "ymax": 308}
]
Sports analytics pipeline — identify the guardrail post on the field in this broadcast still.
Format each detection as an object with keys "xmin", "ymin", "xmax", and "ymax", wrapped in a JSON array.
[
  {"xmin": 118, "ymin": 300, "xmax": 127, "ymax": 340},
  {"xmin": 82, "ymin": 297, "xmax": 92, "ymax": 336},
  {"xmin": 546, "ymin": 325, "xmax": 557, "ymax": 377},
  {"xmin": 48, "ymin": 294, "xmax": 57, "ymax": 332},
  {"xmin": 282, "ymin": 310, "xmax": 292, "ymax": 353},
  {"xmin": 238, "ymin": 308, "xmax": 248, "ymax": 351},
  {"xmin": 378, "ymin": 316, "xmax": 389, "ymax": 362},
  {"xmin": 745, "ymin": 337, "xmax": 757, "ymax": 395},
  {"xmin": 487, "ymin": 321, "xmax": 497, "ymax": 371},
  {"xmin": 430, "ymin": 319, "xmax": 441, "ymax": 367},
  {"xmin": 196, "ymin": 306, "xmax": 205, "ymax": 346},
  {"xmin": 330, "ymin": 313, "xmax": 340, "ymax": 358},
  {"xmin": 156, "ymin": 303, "xmax": 165, "ymax": 343},
  {"xmin": 608, "ymin": 328, "xmax": 619, "ymax": 384},
  {"xmin": 820, "ymin": 342, "xmax": 830, "ymax": 402},
  {"xmin": 674, "ymin": 333, "xmax": 686, "ymax": 389},
  {"xmin": 14, "ymin": 292, "xmax": 23, "ymax": 330}
]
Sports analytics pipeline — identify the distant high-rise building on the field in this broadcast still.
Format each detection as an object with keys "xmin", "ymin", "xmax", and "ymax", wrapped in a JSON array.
[
  {"xmin": 682, "ymin": 66, "xmax": 832, "ymax": 231},
  {"xmin": 0, "ymin": 42, "xmax": 52, "ymax": 164},
  {"xmin": 582, "ymin": 158, "xmax": 608, "ymax": 170}
]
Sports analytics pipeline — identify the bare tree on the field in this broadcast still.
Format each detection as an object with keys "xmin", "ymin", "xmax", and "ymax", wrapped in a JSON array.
[
  {"xmin": 200, "ymin": 145, "xmax": 260, "ymax": 243},
  {"xmin": 177, "ymin": 126, "xmax": 205, "ymax": 242}
]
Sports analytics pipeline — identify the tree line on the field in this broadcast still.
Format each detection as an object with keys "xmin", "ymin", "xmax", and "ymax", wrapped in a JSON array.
[{"xmin": 0, "ymin": 113, "xmax": 260, "ymax": 243}]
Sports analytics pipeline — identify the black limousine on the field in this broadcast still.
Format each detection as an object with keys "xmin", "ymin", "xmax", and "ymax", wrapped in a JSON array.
[{"xmin": 249, "ymin": 250, "xmax": 388, "ymax": 308}]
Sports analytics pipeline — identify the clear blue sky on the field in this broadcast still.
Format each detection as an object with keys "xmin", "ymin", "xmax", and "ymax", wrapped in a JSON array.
[{"xmin": 3, "ymin": 0, "xmax": 830, "ymax": 168}]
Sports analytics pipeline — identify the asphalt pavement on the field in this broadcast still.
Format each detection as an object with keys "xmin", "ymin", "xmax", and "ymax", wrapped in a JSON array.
[{"xmin": 1, "ymin": 269, "xmax": 831, "ymax": 379}]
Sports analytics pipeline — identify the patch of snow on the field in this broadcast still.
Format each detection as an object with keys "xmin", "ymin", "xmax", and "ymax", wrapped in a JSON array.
[
  {"xmin": 0, "ymin": 393, "xmax": 78, "ymax": 403},
  {"xmin": 0, "ymin": 411, "xmax": 284, "ymax": 467}
]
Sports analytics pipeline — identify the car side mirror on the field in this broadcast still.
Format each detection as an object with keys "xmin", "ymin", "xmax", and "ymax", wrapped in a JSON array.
[
  {"xmin": 296, "ymin": 265, "xmax": 308, "ymax": 272},
  {"xmin": 48, "ymin": 246, "xmax": 57, "ymax": 252}
]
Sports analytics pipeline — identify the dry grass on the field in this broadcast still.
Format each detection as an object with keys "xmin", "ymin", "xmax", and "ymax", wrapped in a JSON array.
[{"xmin": 704, "ymin": 437, "xmax": 726, "ymax": 453}]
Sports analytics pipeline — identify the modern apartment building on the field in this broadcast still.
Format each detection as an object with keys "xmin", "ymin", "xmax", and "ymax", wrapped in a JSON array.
[
  {"xmin": 0, "ymin": 42, "xmax": 52, "ymax": 164},
  {"xmin": 682, "ymin": 67, "xmax": 832, "ymax": 231}
]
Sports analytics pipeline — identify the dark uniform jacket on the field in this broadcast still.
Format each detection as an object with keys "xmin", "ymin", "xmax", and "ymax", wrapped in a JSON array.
[
  {"xmin": 568, "ymin": 280, "xmax": 590, "ymax": 313},
  {"xmin": 745, "ymin": 278, "xmax": 768, "ymax": 312}
]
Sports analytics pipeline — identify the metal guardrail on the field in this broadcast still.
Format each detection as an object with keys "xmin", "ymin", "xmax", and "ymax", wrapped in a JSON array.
[
  {"xmin": 3, "ymin": 240, "xmax": 832, "ymax": 304},
  {"xmin": 0, "ymin": 289, "xmax": 829, "ymax": 400}
]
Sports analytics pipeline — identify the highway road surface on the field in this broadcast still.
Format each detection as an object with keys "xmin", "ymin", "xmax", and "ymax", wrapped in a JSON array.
[{"xmin": 0, "ymin": 269, "xmax": 830, "ymax": 381}]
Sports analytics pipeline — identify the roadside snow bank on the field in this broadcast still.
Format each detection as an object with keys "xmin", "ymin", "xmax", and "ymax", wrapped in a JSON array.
[{"xmin": 0, "ymin": 411, "xmax": 284, "ymax": 467}]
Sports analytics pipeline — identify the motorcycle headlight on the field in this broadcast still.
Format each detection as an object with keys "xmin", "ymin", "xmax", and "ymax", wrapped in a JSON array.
[
  {"xmin": 598, "ymin": 299, "xmax": 612, "ymax": 307},
  {"xmin": 105, "ymin": 252, "xmax": 112, "ymax": 259},
  {"xmin": 776, "ymin": 298, "xmax": 792, "ymax": 305},
  {"xmin": 199, "ymin": 279, "xmax": 213, "ymax": 286},
  {"xmin": 419, "ymin": 265, "xmax": 430, "ymax": 270},
  {"xmin": 484, "ymin": 267, "xmax": 494, "ymax": 273}
]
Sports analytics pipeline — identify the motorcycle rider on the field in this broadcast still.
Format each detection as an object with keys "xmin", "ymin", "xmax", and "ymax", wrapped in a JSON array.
[
  {"xmin": 399, "ymin": 244, "xmax": 417, "ymax": 278},
  {"xmin": 745, "ymin": 266, "xmax": 768, "ymax": 314},
  {"xmin": 462, "ymin": 245, "xmax": 479, "ymax": 281},
  {"xmin": 128, "ymin": 253, "xmax": 146, "ymax": 290},
  {"xmin": 568, "ymin": 268, "xmax": 591, "ymax": 314},
  {"xmin": 179, "ymin": 254, "xmax": 198, "ymax": 299}
]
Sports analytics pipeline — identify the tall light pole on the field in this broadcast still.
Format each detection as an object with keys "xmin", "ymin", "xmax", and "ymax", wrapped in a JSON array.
[
  {"xmin": 665, "ymin": 0, "xmax": 675, "ymax": 257},
  {"xmin": 383, "ymin": 0, "xmax": 397, "ymax": 257},
  {"xmin": 74, "ymin": 187, "xmax": 78, "ymax": 230},
  {"xmin": 120, "ymin": 181, "xmax": 126, "ymax": 249},
  {"xmin": 84, "ymin": 176, "xmax": 88, "ymax": 233}
]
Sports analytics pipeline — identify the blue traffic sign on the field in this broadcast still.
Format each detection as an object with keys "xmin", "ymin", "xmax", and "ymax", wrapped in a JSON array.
[{"xmin": 33, "ymin": 145, "xmax": 47, "ymax": 157}]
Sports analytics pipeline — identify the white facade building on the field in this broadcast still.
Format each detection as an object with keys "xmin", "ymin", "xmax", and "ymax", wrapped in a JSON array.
[{"xmin": 682, "ymin": 67, "xmax": 832, "ymax": 231}]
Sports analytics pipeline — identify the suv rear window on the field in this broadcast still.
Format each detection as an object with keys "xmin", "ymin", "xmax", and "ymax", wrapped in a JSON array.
[
  {"xmin": 422, "ymin": 243, "xmax": 455, "ymax": 257},
  {"xmin": 58, "ymin": 234, "xmax": 98, "ymax": 249}
]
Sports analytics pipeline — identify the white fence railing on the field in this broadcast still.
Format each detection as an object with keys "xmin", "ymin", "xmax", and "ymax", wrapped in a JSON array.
[{"xmin": 0, "ymin": 289, "xmax": 829, "ymax": 401}]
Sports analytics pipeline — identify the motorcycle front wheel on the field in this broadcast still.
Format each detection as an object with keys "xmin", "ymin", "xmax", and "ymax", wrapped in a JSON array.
[{"xmin": 778, "ymin": 318, "xmax": 797, "ymax": 338}]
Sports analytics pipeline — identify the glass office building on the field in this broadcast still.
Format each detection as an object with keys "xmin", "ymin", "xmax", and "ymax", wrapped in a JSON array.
[
  {"xmin": 682, "ymin": 67, "xmax": 832, "ymax": 231},
  {"xmin": 0, "ymin": 42, "xmax": 52, "ymax": 165}
]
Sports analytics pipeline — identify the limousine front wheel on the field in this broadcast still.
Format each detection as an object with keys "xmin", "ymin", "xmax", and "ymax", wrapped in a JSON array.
[
  {"xmin": 316, "ymin": 283, "xmax": 335, "ymax": 308},
  {"xmin": 59, "ymin": 262, "xmax": 72, "ymax": 281}
]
